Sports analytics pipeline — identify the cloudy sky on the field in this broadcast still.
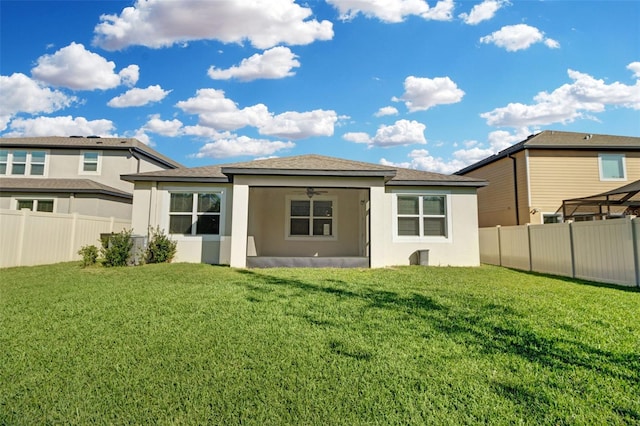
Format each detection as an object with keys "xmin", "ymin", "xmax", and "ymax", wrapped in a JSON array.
[{"xmin": 1, "ymin": 0, "xmax": 638, "ymax": 173}]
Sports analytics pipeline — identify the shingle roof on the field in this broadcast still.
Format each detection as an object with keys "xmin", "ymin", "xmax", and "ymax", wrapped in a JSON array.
[
  {"xmin": 122, "ymin": 154, "xmax": 486, "ymax": 187},
  {"xmin": 456, "ymin": 130, "xmax": 640, "ymax": 175},
  {"xmin": 0, "ymin": 136, "xmax": 182, "ymax": 169},
  {"xmin": 0, "ymin": 178, "xmax": 132, "ymax": 199}
]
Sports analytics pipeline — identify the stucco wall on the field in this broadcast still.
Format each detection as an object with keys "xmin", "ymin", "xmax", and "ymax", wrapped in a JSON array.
[{"xmin": 1, "ymin": 192, "xmax": 131, "ymax": 219}]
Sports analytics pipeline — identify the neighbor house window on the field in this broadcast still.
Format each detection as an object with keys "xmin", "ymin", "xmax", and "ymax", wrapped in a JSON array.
[
  {"xmin": 16, "ymin": 199, "xmax": 54, "ymax": 212},
  {"xmin": 395, "ymin": 194, "xmax": 449, "ymax": 238},
  {"xmin": 599, "ymin": 154, "xmax": 626, "ymax": 181},
  {"xmin": 542, "ymin": 213, "xmax": 562, "ymax": 224},
  {"xmin": 0, "ymin": 150, "xmax": 47, "ymax": 176},
  {"xmin": 80, "ymin": 151, "xmax": 101, "ymax": 174},
  {"xmin": 286, "ymin": 197, "xmax": 335, "ymax": 238},
  {"xmin": 169, "ymin": 192, "xmax": 221, "ymax": 235}
]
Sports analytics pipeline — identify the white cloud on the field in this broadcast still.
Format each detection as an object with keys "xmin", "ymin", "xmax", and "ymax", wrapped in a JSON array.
[
  {"xmin": 459, "ymin": 0, "xmax": 508, "ymax": 25},
  {"xmin": 480, "ymin": 24, "xmax": 559, "ymax": 52},
  {"xmin": 31, "ymin": 42, "xmax": 138, "ymax": 90},
  {"xmin": 259, "ymin": 110, "xmax": 338, "ymax": 139},
  {"xmin": 93, "ymin": 0, "xmax": 333, "ymax": 51},
  {"xmin": 0, "ymin": 73, "xmax": 76, "ymax": 131},
  {"xmin": 626, "ymin": 61, "xmax": 640, "ymax": 78},
  {"xmin": 107, "ymin": 85, "xmax": 171, "ymax": 108},
  {"xmin": 208, "ymin": 46, "xmax": 300, "ymax": 81},
  {"xmin": 374, "ymin": 106, "xmax": 399, "ymax": 117},
  {"xmin": 379, "ymin": 128, "xmax": 531, "ymax": 174},
  {"xmin": 481, "ymin": 66, "xmax": 640, "ymax": 127},
  {"xmin": 393, "ymin": 76, "xmax": 464, "ymax": 112},
  {"xmin": 2, "ymin": 115, "xmax": 115, "ymax": 138},
  {"xmin": 344, "ymin": 119, "xmax": 426, "ymax": 147},
  {"xmin": 327, "ymin": 0, "xmax": 454, "ymax": 23},
  {"xmin": 194, "ymin": 135, "xmax": 295, "ymax": 158},
  {"xmin": 176, "ymin": 88, "xmax": 338, "ymax": 139},
  {"xmin": 142, "ymin": 114, "xmax": 183, "ymax": 136}
]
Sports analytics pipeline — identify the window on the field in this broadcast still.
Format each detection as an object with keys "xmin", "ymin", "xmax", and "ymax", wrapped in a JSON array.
[
  {"xmin": 395, "ymin": 194, "xmax": 449, "ymax": 239},
  {"xmin": 0, "ymin": 150, "xmax": 47, "ymax": 176},
  {"xmin": 286, "ymin": 197, "xmax": 335, "ymax": 238},
  {"xmin": 16, "ymin": 199, "xmax": 54, "ymax": 212},
  {"xmin": 599, "ymin": 154, "xmax": 626, "ymax": 181},
  {"xmin": 169, "ymin": 192, "xmax": 221, "ymax": 235},
  {"xmin": 81, "ymin": 151, "xmax": 101, "ymax": 173},
  {"xmin": 542, "ymin": 213, "xmax": 562, "ymax": 224}
]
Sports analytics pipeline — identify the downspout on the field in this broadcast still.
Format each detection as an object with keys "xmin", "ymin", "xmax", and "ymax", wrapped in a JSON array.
[
  {"xmin": 128, "ymin": 148, "xmax": 141, "ymax": 173},
  {"xmin": 508, "ymin": 154, "xmax": 520, "ymax": 225}
]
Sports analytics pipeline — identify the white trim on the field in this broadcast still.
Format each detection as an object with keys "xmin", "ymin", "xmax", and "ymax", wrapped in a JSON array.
[
  {"xmin": 284, "ymin": 195, "xmax": 338, "ymax": 241},
  {"xmin": 391, "ymin": 189, "xmax": 452, "ymax": 243},
  {"xmin": 79, "ymin": 150, "xmax": 102, "ymax": 175},
  {"xmin": 598, "ymin": 153, "xmax": 626, "ymax": 181},
  {"xmin": 525, "ymin": 149, "xmax": 532, "ymax": 208}
]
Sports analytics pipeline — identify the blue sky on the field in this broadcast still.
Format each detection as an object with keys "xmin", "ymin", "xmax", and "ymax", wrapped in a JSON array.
[{"xmin": 1, "ymin": 0, "xmax": 639, "ymax": 173}]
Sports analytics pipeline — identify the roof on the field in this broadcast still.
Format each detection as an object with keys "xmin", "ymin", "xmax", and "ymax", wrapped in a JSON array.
[
  {"xmin": 122, "ymin": 154, "xmax": 487, "ymax": 187},
  {"xmin": 0, "ymin": 178, "xmax": 132, "ymax": 200},
  {"xmin": 456, "ymin": 130, "xmax": 640, "ymax": 175},
  {"xmin": 0, "ymin": 136, "xmax": 183, "ymax": 169}
]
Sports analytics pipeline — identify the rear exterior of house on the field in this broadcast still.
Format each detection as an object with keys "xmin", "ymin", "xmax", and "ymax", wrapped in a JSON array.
[
  {"xmin": 456, "ymin": 131, "xmax": 640, "ymax": 227},
  {"xmin": 123, "ymin": 155, "xmax": 486, "ymax": 268},
  {"xmin": 0, "ymin": 136, "xmax": 181, "ymax": 219}
]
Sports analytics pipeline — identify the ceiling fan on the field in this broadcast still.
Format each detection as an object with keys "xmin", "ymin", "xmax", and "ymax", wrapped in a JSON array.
[{"xmin": 305, "ymin": 187, "xmax": 328, "ymax": 198}]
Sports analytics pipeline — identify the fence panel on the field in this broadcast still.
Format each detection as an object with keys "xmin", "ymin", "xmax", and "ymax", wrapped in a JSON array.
[
  {"xmin": 572, "ymin": 219, "xmax": 636, "ymax": 287},
  {"xmin": 478, "ymin": 227, "xmax": 500, "ymax": 265},
  {"xmin": 529, "ymin": 223, "xmax": 573, "ymax": 278},
  {"xmin": 499, "ymin": 225, "xmax": 530, "ymax": 271},
  {"xmin": 0, "ymin": 209, "xmax": 131, "ymax": 268}
]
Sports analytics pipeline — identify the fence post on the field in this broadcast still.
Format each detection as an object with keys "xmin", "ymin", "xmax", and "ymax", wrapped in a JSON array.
[
  {"xmin": 632, "ymin": 218, "xmax": 640, "ymax": 288},
  {"xmin": 526, "ymin": 223, "xmax": 533, "ymax": 272},
  {"xmin": 68, "ymin": 213, "xmax": 78, "ymax": 261},
  {"xmin": 568, "ymin": 222, "xmax": 576, "ymax": 279},
  {"xmin": 16, "ymin": 209, "xmax": 27, "ymax": 266},
  {"xmin": 496, "ymin": 225, "xmax": 502, "ymax": 266},
  {"xmin": 109, "ymin": 216, "xmax": 115, "ymax": 233}
]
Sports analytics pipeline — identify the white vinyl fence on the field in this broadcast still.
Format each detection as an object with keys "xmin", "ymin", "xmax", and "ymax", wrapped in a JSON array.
[
  {"xmin": 0, "ymin": 209, "xmax": 131, "ymax": 268},
  {"xmin": 479, "ymin": 218, "xmax": 640, "ymax": 287}
]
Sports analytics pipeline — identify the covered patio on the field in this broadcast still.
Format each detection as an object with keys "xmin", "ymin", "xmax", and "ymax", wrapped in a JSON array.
[{"xmin": 561, "ymin": 179, "xmax": 640, "ymax": 220}]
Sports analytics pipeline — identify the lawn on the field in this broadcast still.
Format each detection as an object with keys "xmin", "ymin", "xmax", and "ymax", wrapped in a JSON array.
[{"xmin": 1, "ymin": 263, "xmax": 639, "ymax": 425}]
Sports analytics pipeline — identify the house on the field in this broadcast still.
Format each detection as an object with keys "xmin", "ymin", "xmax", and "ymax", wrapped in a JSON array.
[
  {"xmin": 0, "ymin": 136, "xmax": 182, "ymax": 219},
  {"xmin": 455, "ymin": 130, "xmax": 640, "ymax": 227},
  {"xmin": 122, "ymin": 154, "xmax": 487, "ymax": 268}
]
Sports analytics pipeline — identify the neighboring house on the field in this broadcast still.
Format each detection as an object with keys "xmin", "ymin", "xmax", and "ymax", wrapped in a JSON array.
[
  {"xmin": 0, "ymin": 136, "xmax": 182, "ymax": 219},
  {"xmin": 455, "ymin": 130, "xmax": 640, "ymax": 227},
  {"xmin": 122, "ymin": 154, "xmax": 487, "ymax": 268}
]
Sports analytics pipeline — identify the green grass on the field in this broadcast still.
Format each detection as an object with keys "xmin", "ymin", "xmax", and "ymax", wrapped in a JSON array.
[{"xmin": 1, "ymin": 263, "xmax": 639, "ymax": 425}]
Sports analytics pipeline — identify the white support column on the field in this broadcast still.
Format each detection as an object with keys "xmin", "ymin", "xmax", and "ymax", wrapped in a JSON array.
[
  {"xmin": 369, "ymin": 185, "xmax": 386, "ymax": 268},
  {"xmin": 229, "ymin": 181, "xmax": 249, "ymax": 268}
]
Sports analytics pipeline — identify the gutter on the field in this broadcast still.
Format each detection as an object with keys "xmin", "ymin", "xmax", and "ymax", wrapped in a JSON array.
[{"xmin": 509, "ymin": 154, "xmax": 520, "ymax": 225}]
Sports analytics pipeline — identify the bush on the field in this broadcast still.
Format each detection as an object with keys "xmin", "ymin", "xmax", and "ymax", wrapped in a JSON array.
[
  {"xmin": 101, "ymin": 229, "xmax": 134, "ymax": 267},
  {"xmin": 146, "ymin": 227, "xmax": 177, "ymax": 264},
  {"xmin": 77, "ymin": 244, "xmax": 99, "ymax": 267}
]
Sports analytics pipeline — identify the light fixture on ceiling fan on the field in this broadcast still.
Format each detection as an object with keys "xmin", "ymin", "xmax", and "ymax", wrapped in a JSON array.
[{"xmin": 306, "ymin": 187, "xmax": 327, "ymax": 198}]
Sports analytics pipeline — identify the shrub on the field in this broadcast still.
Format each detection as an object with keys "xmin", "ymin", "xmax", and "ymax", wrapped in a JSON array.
[
  {"xmin": 77, "ymin": 244, "xmax": 99, "ymax": 267},
  {"xmin": 101, "ymin": 229, "xmax": 134, "ymax": 267},
  {"xmin": 146, "ymin": 227, "xmax": 177, "ymax": 264}
]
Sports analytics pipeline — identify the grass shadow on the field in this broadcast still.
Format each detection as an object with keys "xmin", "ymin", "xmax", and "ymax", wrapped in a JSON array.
[{"xmin": 503, "ymin": 267, "xmax": 640, "ymax": 293}]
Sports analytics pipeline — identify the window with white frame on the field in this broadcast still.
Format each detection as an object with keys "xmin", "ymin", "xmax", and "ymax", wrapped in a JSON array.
[
  {"xmin": 0, "ymin": 150, "xmax": 47, "ymax": 176},
  {"xmin": 16, "ymin": 199, "xmax": 54, "ymax": 212},
  {"xmin": 395, "ymin": 194, "xmax": 448, "ymax": 238},
  {"xmin": 169, "ymin": 192, "xmax": 221, "ymax": 236},
  {"xmin": 598, "ymin": 153, "xmax": 626, "ymax": 181},
  {"xmin": 81, "ymin": 151, "xmax": 101, "ymax": 174},
  {"xmin": 286, "ymin": 197, "xmax": 335, "ymax": 238},
  {"xmin": 542, "ymin": 213, "xmax": 562, "ymax": 224}
]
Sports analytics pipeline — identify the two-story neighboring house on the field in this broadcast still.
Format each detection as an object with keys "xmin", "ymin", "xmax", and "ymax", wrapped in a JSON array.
[
  {"xmin": 455, "ymin": 130, "xmax": 640, "ymax": 227},
  {"xmin": 0, "ymin": 136, "xmax": 182, "ymax": 219}
]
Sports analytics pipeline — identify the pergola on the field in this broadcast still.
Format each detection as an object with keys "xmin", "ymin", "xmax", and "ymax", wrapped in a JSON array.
[{"xmin": 561, "ymin": 179, "xmax": 640, "ymax": 220}]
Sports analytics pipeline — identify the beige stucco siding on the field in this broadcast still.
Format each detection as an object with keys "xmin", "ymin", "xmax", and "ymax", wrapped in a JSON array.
[
  {"xmin": 528, "ymin": 150, "xmax": 640, "ymax": 221},
  {"xmin": 378, "ymin": 187, "xmax": 480, "ymax": 266}
]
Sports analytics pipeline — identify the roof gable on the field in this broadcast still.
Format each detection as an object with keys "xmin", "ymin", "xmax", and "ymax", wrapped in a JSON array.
[{"xmin": 122, "ymin": 154, "xmax": 486, "ymax": 187}]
